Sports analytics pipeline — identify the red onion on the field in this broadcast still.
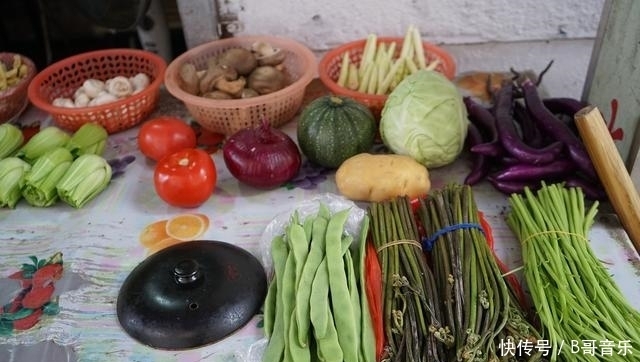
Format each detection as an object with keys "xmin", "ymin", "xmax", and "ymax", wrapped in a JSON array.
[{"xmin": 222, "ymin": 118, "xmax": 301, "ymax": 189}]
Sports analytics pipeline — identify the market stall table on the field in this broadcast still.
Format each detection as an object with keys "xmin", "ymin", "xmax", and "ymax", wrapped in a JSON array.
[{"xmin": 1, "ymin": 82, "xmax": 640, "ymax": 362}]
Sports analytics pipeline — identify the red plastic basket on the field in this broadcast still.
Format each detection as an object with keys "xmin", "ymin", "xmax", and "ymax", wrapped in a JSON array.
[
  {"xmin": 318, "ymin": 37, "xmax": 456, "ymax": 119},
  {"xmin": 0, "ymin": 53, "xmax": 36, "ymax": 124},
  {"xmin": 28, "ymin": 48, "xmax": 166, "ymax": 134},
  {"xmin": 164, "ymin": 35, "xmax": 317, "ymax": 136}
]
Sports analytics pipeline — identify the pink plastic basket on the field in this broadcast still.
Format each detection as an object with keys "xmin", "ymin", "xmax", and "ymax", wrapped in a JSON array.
[
  {"xmin": 164, "ymin": 35, "xmax": 317, "ymax": 136},
  {"xmin": 28, "ymin": 48, "xmax": 166, "ymax": 133},
  {"xmin": 318, "ymin": 37, "xmax": 456, "ymax": 120}
]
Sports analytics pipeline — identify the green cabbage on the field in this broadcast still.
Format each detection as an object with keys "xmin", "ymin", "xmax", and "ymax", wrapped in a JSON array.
[{"xmin": 379, "ymin": 69, "xmax": 468, "ymax": 168}]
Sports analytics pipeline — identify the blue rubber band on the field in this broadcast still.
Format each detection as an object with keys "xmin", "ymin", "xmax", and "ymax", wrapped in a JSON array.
[{"xmin": 421, "ymin": 223, "xmax": 485, "ymax": 252}]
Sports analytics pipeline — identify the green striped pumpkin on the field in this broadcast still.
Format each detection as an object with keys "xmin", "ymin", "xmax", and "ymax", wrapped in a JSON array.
[{"xmin": 297, "ymin": 96, "xmax": 376, "ymax": 168}]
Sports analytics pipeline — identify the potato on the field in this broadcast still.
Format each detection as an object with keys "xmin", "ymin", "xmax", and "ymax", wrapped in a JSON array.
[{"xmin": 335, "ymin": 153, "xmax": 431, "ymax": 202}]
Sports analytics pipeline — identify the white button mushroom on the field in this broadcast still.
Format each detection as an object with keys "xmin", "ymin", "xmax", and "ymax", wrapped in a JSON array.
[
  {"xmin": 105, "ymin": 76, "xmax": 134, "ymax": 98},
  {"xmin": 88, "ymin": 92, "xmax": 118, "ymax": 106},
  {"xmin": 82, "ymin": 79, "xmax": 106, "ymax": 99},
  {"xmin": 52, "ymin": 97, "xmax": 76, "ymax": 108},
  {"xmin": 74, "ymin": 92, "xmax": 91, "ymax": 107},
  {"xmin": 129, "ymin": 73, "xmax": 150, "ymax": 94}
]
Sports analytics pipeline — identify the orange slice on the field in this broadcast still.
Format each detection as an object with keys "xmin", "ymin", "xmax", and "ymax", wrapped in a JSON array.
[
  {"xmin": 165, "ymin": 213, "xmax": 210, "ymax": 241},
  {"xmin": 147, "ymin": 237, "xmax": 183, "ymax": 255},
  {"xmin": 139, "ymin": 219, "xmax": 170, "ymax": 247}
]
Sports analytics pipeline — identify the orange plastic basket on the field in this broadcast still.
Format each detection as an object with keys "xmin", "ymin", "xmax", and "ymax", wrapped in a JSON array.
[
  {"xmin": 164, "ymin": 35, "xmax": 317, "ymax": 136},
  {"xmin": 318, "ymin": 37, "xmax": 456, "ymax": 119},
  {"xmin": 28, "ymin": 48, "xmax": 166, "ymax": 134},
  {"xmin": 0, "ymin": 53, "xmax": 36, "ymax": 124}
]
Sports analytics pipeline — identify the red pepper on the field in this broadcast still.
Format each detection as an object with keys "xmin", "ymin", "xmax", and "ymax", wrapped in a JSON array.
[
  {"xmin": 477, "ymin": 211, "xmax": 494, "ymax": 249},
  {"xmin": 365, "ymin": 238, "xmax": 385, "ymax": 361}
]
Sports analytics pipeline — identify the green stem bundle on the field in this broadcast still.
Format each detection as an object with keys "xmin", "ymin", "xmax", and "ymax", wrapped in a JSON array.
[
  {"xmin": 418, "ymin": 183, "xmax": 543, "ymax": 361},
  {"xmin": 507, "ymin": 182, "xmax": 640, "ymax": 362},
  {"xmin": 368, "ymin": 196, "xmax": 447, "ymax": 362}
]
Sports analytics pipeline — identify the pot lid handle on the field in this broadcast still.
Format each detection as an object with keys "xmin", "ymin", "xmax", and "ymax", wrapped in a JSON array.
[{"xmin": 173, "ymin": 259, "xmax": 201, "ymax": 285}]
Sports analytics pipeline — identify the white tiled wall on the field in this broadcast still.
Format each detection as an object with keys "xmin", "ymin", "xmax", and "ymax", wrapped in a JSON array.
[{"xmin": 175, "ymin": 0, "xmax": 606, "ymax": 98}]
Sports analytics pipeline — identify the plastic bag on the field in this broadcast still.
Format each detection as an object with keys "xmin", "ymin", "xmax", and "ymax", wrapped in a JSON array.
[
  {"xmin": 245, "ymin": 193, "xmax": 367, "ymax": 362},
  {"xmin": 258, "ymin": 192, "xmax": 367, "ymax": 278}
]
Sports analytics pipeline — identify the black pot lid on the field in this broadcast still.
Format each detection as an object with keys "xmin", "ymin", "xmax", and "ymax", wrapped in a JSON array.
[{"xmin": 116, "ymin": 240, "xmax": 267, "ymax": 350}]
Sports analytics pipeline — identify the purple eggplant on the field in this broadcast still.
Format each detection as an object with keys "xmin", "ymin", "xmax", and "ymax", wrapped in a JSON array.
[
  {"xmin": 494, "ymin": 83, "xmax": 564, "ymax": 165},
  {"xmin": 564, "ymin": 176, "xmax": 607, "ymax": 201},
  {"xmin": 487, "ymin": 176, "xmax": 544, "ymax": 195},
  {"xmin": 513, "ymin": 101, "xmax": 544, "ymax": 148},
  {"xmin": 464, "ymin": 122, "xmax": 492, "ymax": 185},
  {"xmin": 464, "ymin": 96, "xmax": 504, "ymax": 157},
  {"xmin": 542, "ymin": 97, "xmax": 590, "ymax": 117},
  {"xmin": 521, "ymin": 79, "xmax": 597, "ymax": 179},
  {"xmin": 492, "ymin": 158, "xmax": 576, "ymax": 182}
]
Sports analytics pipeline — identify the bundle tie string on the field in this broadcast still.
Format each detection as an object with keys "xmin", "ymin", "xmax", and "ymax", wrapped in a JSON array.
[
  {"xmin": 521, "ymin": 230, "xmax": 589, "ymax": 245},
  {"xmin": 377, "ymin": 239, "xmax": 422, "ymax": 254},
  {"xmin": 421, "ymin": 223, "xmax": 485, "ymax": 252}
]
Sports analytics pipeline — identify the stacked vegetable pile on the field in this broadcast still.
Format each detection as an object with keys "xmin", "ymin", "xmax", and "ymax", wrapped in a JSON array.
[
  {"xmin": 368, "ymin": 196, "xmax": 446, "ymax": 361},
  {"xmin": 336, "ymin": 25, "xmax": 442, "ymax": 95},
  {"xmin": 262, "ymin": 204, "xmax": 375, "ymax": 362},
  {"xmin": 417, "ymin": 184, "xmax": 543, "ymax": 361},
  {"xmin": 462, "ymin": 77, "xmax": 604, "ymax": 200},
  {"xmin": 507, "ymin": 183, "xmax": 640, "ymax": 361},
  {"xmin": 359, "ymin": 185, "xmax": 543, "ymax": 362},
  {"xmin": 0, "ymin": 122, "xmax": 112, "ymax": 208}
]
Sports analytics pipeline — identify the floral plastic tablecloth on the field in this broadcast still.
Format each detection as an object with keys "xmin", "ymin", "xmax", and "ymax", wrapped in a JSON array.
[{"xmin": 1, "ymin": 87, "xmax": 639, "ymax": 362}]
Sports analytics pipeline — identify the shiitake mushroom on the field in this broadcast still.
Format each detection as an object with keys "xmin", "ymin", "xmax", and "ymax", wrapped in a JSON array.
[
  {"xmin": 240, "ymin": 88, "xmax": 260, "ymax": 98},
  {"xmin": 202, "ymin": 90, "xmax": 234, "ymax": 99},
  {"xmin": 216, "ymin": 48, "xmax": 258, "ymax": 76},
  {"xmin": 247, "ymin": 66, "xmax": 286, "ymax": 95},
  {"xmin": 251, "ymin": 42, "xmax": 286, "ymax": 66},
  {"xmin": 178, "ymin": 43, "xmax": 288, "ymax": 98}
]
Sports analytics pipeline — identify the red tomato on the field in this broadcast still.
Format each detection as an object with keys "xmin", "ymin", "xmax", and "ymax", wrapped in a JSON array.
[
  {"xmin": 154, "ymin": 149, "xmax": 217, "ymax": 208},
  {"xmin": 138, "ymin": 117, "xmax": 197, "ymax": 161}
]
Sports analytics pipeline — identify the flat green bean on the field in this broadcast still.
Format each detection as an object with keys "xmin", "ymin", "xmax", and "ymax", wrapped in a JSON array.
[
  {"xmin": 315, "ymin": 306, "xmax": 345, "ymax": 362},
  {"xmin": 344, "ymin": 248, "xmax": 362, "ymax": 362},
  {"xmin": 281, "ymin": 243, "xmax": 297, "ymax": 362},
  {"xmin": 288, "ymin": 222, "xmax": 310, "ymax": 294},
  {"xmin": 263, "ymin": 235, "xmax": 289, "ymax": 362},
  {"xmin": 287, "ymin": 306, "xmax": 311, "ymax": 362},
  {"xmin": 318, "ymin": 203, "xmax": 331, "ymax": 220},
  {"xmin": 325, "ymin": 208, "xmax": 358, "ymax": 362},
  {"xmin": 357, "ymin": 215, "xmax": 376, "ymax": 362},
  {"xmin": 296, "ymin": 215, "xmax": 329, "ymax": 346},
  {"xmin": 310, "ymin": 257, "xmax": 330, "ymax": 339},
  {"xmin": 263, "ymin": 273, "xmax": 277, "ymax": 338}
]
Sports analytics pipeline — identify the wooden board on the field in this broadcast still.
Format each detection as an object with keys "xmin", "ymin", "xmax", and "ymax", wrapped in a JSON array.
[{"xmin": 582, "ymin": 0, "xmax": 640, "ymax": 173}]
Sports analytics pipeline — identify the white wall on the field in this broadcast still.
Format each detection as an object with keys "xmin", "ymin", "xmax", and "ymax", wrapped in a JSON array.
[{"xmin": 176, "ymin": 0, "xmax": 607, "ymax": 98}]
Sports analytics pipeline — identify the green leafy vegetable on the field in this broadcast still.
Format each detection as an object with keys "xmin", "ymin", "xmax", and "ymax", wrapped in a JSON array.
[
  {"xmin": 0, "ymin": 157, "xmax": 31, "ymax": 208},
  {"xmin": 65, "ymin": 123, "xmax": 108, "ymax": 157},
  {"xmin": 0, "ymin": 123, "xmax": 24, "ymax": 159},
  {"xmin": 56, "ymin": 154, "xmax": 112, "ymax": 208},
  {"xmin": 380, "ymin": 69, "xmax": 468, "ymax": 168},
  {"xmin": 22, "ymin": 147, "xmax": 73, "ymax": 207},
  {"xmin": 15, "ymin": 126, "xmax": 70, "ymax": 164}
]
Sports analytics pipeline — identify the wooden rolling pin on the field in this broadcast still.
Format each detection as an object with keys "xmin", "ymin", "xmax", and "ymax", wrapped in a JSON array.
[{"xmin": 574, "ymin": 105, "xmax": 640, "ymax": 256}]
